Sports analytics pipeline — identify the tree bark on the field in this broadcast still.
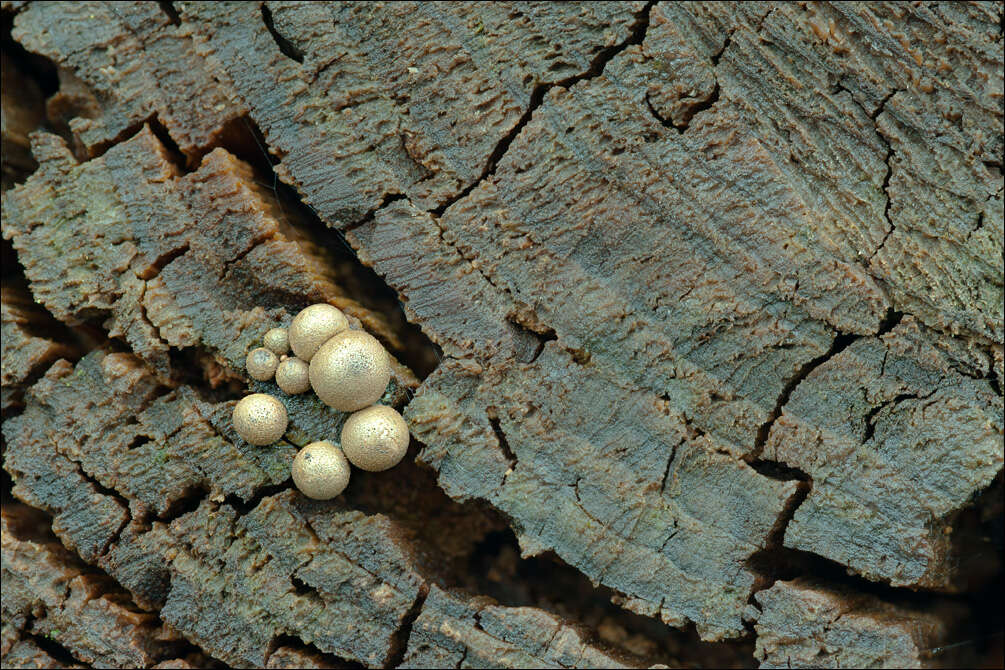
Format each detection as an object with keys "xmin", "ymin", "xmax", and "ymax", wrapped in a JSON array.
[{"xmin": 2, "ymin": 2, "xmax": 1002, "ymax": 668}]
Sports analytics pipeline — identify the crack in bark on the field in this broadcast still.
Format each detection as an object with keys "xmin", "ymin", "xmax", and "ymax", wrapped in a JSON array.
[
  {"xmin": 659, "ymin": 443, "xmax": 679, "ymax": 495},
  {"xmin": 156, "ymin": 1, "xmax": 180, "ymax": 27},
  {"xmin": 66, "ymin": 461, "xmax": 132, "ymax": 554},
  {"xmin": 865, "ymin": 90, "xmax": 900, "ymax": 263},
  {"xmin": 428, "ymin": 1, "xmax": 656, "ymax": 220},
  {"xmin": 646, "ymin": 84, "xmax": 722, "ymax": 134},
  {"xmin": 749, "ymin": 331, "xmax": 858, "ymax": 461},
  {"xmin": 17, "ymin": 628, "xmax": 90, "ymax": 668},
  {"xmin": 386, "ymin": 586, "xmax": 428, "ymax": 669},
  {"xmin": 486, "ymin": 410, "xmax": 517, "ymax": 488},
  {"xmin": 261, "ymin": 3, "xmax": 304, "ymax": 64},
  {"xmin": 861, "ymin": 389, "xmax": 936, "ymax": 443},
  {"xmin": 750, "ymin": 309, "xmax": 904, "ymax": 461}
]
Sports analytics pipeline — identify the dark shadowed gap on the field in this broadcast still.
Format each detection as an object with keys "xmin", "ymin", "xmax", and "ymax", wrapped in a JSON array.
[
  {"xmin": 261, "ymin": 4, "xmax": 304, "ymax": 63},
  {"xmin": 384, "ymin": 588, "xmax": 428, "ymax": 669},
  {"xmin": 265, "ymin": 633, "xmax": 362, "ymax": 669},
  {"xmin": 165, "ymin": 348, "xmax": 244, "ymax": 404},
  {"xmin": 222, "ymin": 479, "xmax": 293, "ymax": 519},
  {"xmin": 341, "ymin": 438, "xmax": 509, "ymax": 584},
  {"xmin": 747, "ymin": 472, "xmax": 1003, "ymax": 621},
  {"xmin": 203, "ymin": 116, "xmax": 442, "ymax": 379},
  {"xmin": 1, "ymin": 436, "xmax": 12, "ymax": 504},
  {"xmin": 17, "ymin": 630, "xmax": 83, "ymax": 667},
  {"xmin": 1, "ymin": 7, "xmax": 58, "ymax": 96},
  {"xmin": 157, "ymin": 1, "xmax": 180, "ymax": 26},
  {"xmin": 153, "ymin": 483, "xmax": 210, "ymax": 524},
  {"xmin": 466, "ymin": 527, "xmax": 757, "ymax": 668}
]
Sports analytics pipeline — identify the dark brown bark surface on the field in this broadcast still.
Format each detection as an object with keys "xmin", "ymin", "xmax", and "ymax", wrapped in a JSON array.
[{"xmin": 2, "ymin": 2, "xmax": 1002, "ymax": 668}]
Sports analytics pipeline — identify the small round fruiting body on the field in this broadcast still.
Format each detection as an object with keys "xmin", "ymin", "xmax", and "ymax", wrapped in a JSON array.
[
  {"xmin": 246, "ymin": 347, "xmax": 279, "ymax": 381},
  {"xmin": 263, "ymin": 327, "xmax": 289, "ymax": 355},
  {"xmin": 275, "ymin": 357, "xmax": 310, "ymax": 394},
  {"xmin": 340, "ymin": 404, "xmax": 410, "ymax": 472},
  {"xmin": 288, "ymin": 304, "xmax": 348, "ymax": 361},
  {"xmin": 232, "ymin": 393, "xmax": 288, "ymax": 446},
  {"xmin": 292, "ymin": 441, "xmax": 350, "ymax": 500},
  {"xmin": 309, "ymin": 330, "xmax": 391, "ymax": 412}
]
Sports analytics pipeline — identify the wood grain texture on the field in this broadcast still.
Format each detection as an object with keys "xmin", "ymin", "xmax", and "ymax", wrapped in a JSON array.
[
  {"xmin": 1, "ymin": 1, "xmax": 1002, "ymax": 667},
  {"xmin": 752, "ymin": 579, "xmax": 960, "ymax": 669}
]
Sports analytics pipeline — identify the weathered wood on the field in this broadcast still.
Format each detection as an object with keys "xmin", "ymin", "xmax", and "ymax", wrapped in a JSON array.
[
  {"xmin": 763, "ymin": 317, "xmax": 1002, "ymax": 588},
  {"xmin": 10, "ymin": 2, "xmax": 242, "ymax": 159},
  {"xmin": 401, "ymin": 585, "xmax": 640, "ymax": 669},
  {"xmin": 2, "ymin": 343, "xmax": 634, "ymax": 667},
  {"xmin": 751, "ymin": 579, "xmax": 959, "ymax": 669},
  {"xmin": 0, "ymin": 127, "xmax": 418, "ymax": 384},
  {"xmin": 1, "ymin": 503, "xmax": 190, "ymax": 668},
  {"xmin": 1, "ymin": 1, "xmax": 1002, "ymax": 667},
  {"xmin": 1, "ymin": 283, "xmax": 77, "ymax": 413}
]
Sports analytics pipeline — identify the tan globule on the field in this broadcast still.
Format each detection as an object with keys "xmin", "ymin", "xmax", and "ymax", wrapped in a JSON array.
[
  {"xmin": 292, "ymin": 441, "xmax": 350, "ymax": 500},
  {"xmin": 245, "ymin": 347, "xmax": 279, "ymax": 381},
  {"xmin": 340, "ymin": 404, "xmax": 410, "ymax": 472},
  {"xmin": 309, "ymin": 330, "xmax": 391, "ymax": 412},
  {"xmin": 263, "ymin": 327, "xmax": 289, "ymax": 355},
  {"xmin": 232, "ymin": 393, "xmax": 288, "ymax": 446},
  {"xmin": 275, "ymin": 357, "xmax": 310, "ymax": 394},
  {"xmin": 288, "ymin": 304, "xmax": 348, "ymax": 361}
]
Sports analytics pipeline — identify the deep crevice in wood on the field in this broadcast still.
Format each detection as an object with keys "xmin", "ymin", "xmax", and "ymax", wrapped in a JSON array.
[
  {"xmin": 428, "ymin": 1, "xmax": 657, "ymax": 220},
  {"xmin": 157, "ymin": 1, "xmax": 180, "ymax": 27},
  {"xmin": 196, "ymin": 115, "xmax": 442, "ymax": 379},
  {"xmin": 465, "ymin": 527, "xmax": 755, "ymax": 668},
  {"xmin": 265, "ymin": 633, "xmax": 362, "ymax": 670},
  {"xmin": 486, "ymin": 414, "xmax": 517, "ymax": 470},
  {"xmin": 260, "ymin": 4, "xmax": 304, "ymax": 64},
  {"xmin": 0, "ymin": 8, "xmax": 57, "ymax": 97},
  {"xmin": 3, "ymin": 3, "xmax": 1002, "ymax": 666},
  {"xmin": 18, "ymin": 626, "xmax": 88, "ymax": 668},
  {"xmin": 749, "ymin": 330, "xmax": 858, "ymax": 461},
  {"xmin": 385, "ymin": 586, "xmax": 428, "ymax": 669}
]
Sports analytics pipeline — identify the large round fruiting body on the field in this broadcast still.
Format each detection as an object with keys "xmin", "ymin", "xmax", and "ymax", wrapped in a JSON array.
[
  {"xmin": 288, "ymin": 304, "xmax": 348, "ymax": 361},
  {"xmin": 263, "ymin": 327, "xmax": 289, "ymax": 355},
  {"xmin": 292, "ymin": 441, "xmax": 350, "ymax": 500},
  {"xmin": 246, "ymin": 347, "xmax": 279, "ymax": 381},
  {"xmin": 340, "ymin": 404, "xmax": 409, "ymax": 472},
  {"xmin": 275, "ymin": 357, "xmax": 310, "ymax": 394},
  {"xmin": 309, "ymin": 330, "xmax": 391, "ymax": 412},
  {"xmin": 232, "ymin": 393, "xmax": 288, "ymax": 446}
]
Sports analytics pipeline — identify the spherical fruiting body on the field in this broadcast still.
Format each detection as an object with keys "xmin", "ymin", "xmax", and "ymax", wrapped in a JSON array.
[
  {"xmin": 275, "ymin": 357, "xmax": 310, "ymax": 394},
  {"xmin": 263, "ymin": 327, "xmax": 289, "ymax": 355},
  {"xmin": 309, "ymin": 330, "xmax": 391, "ymax": 411},
  {"xmin": 292, "ymin": 441, "xmax": 350, "ymax": 500},
  {"xmin": 232, "ymin": 393, "xmax": 288, "ymax": 446},
  {"xmin": 340, "ymin": 404, "xmax": 410, "ymax": 472},
  {"xmin": 246, "ymin": 347, "xmax": 279, "ymax": 381},
  {"xmin": 288, "ymin": 304, "xmax": 348, "ymax": 361}
]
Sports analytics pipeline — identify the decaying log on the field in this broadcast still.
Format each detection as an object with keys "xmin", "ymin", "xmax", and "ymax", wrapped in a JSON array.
[
  {"xmin": 2, "ymin": 503, "xmax": 197, "ymax": 668},
  {"xmin": 751, "ymin": 579, "xmax": 961, "ymax": 669},
  {"xmin": 763, "ymin": 317, "xmax": 1002, "ymax": 588},
  {"xmin": 1, "ymin": 1, "xmax": 1002, "ymax": 668},
  {"xmin": 401, "ymin": 585, "xmax": 641, "ymax": 669},
  {"xmin": 1, "ymin": 283, "xmax": 77, "ymax": 413}
]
